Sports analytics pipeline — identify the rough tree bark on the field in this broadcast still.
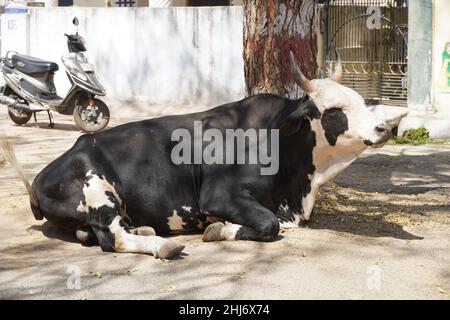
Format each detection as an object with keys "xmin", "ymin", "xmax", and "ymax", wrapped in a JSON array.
[{"xmin": 243, "ymin": 0, "xmax": 317, "ymax": 99}]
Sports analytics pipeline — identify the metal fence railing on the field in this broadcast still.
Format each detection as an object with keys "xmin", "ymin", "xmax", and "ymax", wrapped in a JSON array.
[{"xmin": 323, "ymin": 0, "xmax": 408, "ymax": 106}]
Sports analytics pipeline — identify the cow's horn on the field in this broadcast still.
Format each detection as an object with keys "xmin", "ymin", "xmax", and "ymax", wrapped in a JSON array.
[
  {"xmin": 330, "ymin": 48, "xmax": 343, "ymax": 82},
  {"xmin": 289, "ymin": 51, "xmax": 313, "ymax": 94}
]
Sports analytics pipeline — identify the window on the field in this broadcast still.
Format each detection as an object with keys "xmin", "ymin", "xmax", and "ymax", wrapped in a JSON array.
[
  {"xmin": 115, "ymin": 0, "xmax": 136, "ymax": 6},
  {"xmin": 59, "ymin": 0, "xmax": 74, "ymax": 6}
]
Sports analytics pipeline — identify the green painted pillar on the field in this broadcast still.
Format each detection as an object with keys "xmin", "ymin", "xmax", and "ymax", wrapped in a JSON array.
[{"xmin": 407, "ymin": 0, "xmax": 433, "ymax": 111}]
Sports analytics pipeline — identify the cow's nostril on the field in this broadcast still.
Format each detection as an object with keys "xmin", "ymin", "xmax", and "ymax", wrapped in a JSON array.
[{"xmin": 375, "ymin": 125, "xmax": 387, "ymax": 134}]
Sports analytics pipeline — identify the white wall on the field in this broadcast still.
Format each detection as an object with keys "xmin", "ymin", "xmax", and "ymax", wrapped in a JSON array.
[
  {"xmin": 74, "ymin": 0, "xmax": 107, "ymax": 7},
  {"xmin": 149, "ymin": 0, "xmax": 186, "ymax": 7},
  {"xmin": 1, "ymin": 6, "xmax": 245, "ymax": 107},
  {"xmin": 0, "ymin": 12, "xmax": 29, "ymax": 53}
]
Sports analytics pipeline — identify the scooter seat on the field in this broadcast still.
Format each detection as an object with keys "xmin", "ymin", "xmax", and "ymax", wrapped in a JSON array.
[{"xmin": 12, "ymin": 54, "xmax": 59, "ymax": 74}]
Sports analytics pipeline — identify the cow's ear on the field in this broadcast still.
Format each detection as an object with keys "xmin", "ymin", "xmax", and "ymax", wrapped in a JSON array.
[
  {"xmin": 279, "ymin": 108, "xmax": 309, "ymax": 136},
  {"xmin": 279, "ymin": 101, "xmax": 320, "ymax": 137}
]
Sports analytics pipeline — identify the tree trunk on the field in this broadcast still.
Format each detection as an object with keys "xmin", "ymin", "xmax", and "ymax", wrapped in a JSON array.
[{"xmin": 243, "ymin": 0, "xmax": 317, "ymax": 99}]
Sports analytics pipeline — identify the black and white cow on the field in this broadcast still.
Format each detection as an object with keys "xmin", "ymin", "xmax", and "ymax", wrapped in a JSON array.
[{"xmin": 0, "ymin": 54, "xmax": 390, "ymax": 259}]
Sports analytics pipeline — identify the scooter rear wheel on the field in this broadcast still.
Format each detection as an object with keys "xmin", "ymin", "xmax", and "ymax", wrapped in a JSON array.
[
  {"xmin": 8, "ymin": 107, "xmax": 32, "ymax": 125},
  {"xmin": 73, "ymin": 98, "xmax": 110, "ymax": 133}
]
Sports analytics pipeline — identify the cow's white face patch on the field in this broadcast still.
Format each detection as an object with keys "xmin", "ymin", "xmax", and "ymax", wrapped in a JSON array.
[
  {"xmin": 167, "ymin": 210, "xmax": 185, "ymax": 231},
  {"xmin": 309, "ymin": 79, "xmax": 387, "ymax": 147},
  {"xmin": 77, "ymin": 171, "xmax": 122, "ymax": 214}
]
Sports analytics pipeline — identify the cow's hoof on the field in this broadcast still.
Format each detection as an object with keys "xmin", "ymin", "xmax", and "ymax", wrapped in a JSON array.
[
  {"xmin": 157, "ymin": 240, "xmax": 185, "ymax": 259},
  {"xmin": 202, "ymin": 222, "xmax": 225, "ymax": 242},
  {"xmin": 130, "ymin": 226, "xmax": 156, "ymax": 236}
]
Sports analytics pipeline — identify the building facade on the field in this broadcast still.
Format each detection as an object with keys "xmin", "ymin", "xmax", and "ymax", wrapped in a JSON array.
[
  {"xmin": 0, "ymin": 0, "xmax": 449, "ymax": 136},
  {"xmin": 0, "ymin": 0, "xmax": 243, "ymax": 7},
  {"xmin": 318, "ymin": 0, "xmax": 449, "ymax": 138},
  {"xmin": 397, "ymin": 0, "xmax": 450, "ymax": 138}
]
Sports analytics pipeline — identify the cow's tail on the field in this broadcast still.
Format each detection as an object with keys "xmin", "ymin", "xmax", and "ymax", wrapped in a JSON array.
[{"xmin": 0, "ymin": 131, "xmax": 43, "ymax": 220}]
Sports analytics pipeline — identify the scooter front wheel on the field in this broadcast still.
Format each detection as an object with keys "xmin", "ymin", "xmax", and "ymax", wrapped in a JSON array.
[
  {"xmin": 73, "ymin": 98, "xmax": 110, "ymax": 133},
  {"xmin": 8, "ymin": 107, "xmax": 32, "ymax": 125}
]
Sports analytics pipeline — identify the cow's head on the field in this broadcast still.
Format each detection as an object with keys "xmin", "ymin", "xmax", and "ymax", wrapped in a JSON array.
[
  {"xmin": 289, "ymin": 52, "xmax": 390, "ymax": 150},
  {"xmin": 284, "ymin": 53, "xmax": 392, "ymax": 222}
]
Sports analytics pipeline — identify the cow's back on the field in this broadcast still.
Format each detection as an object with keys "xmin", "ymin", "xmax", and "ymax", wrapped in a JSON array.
[{"xmin": 31, "ymin": 94, "xmax": 300, "ymax": 233}]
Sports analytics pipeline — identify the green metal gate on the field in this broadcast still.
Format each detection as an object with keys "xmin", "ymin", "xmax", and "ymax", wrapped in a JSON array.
[{"xmin": 322, "ymin": 0, "xmax": 408, "ymax": 106}]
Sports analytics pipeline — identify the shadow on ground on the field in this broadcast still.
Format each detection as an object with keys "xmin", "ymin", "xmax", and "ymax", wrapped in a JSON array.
[
  {"xmin": 307, "ymin": 151, "xmax": 450, "ymax": 240},
  {"xmin": 20, "ymin": 121, "xmax": 81, "ymax": 132},
  {"xmin": 335, "ymin": 152, "xmax": 450, "ymax": 194},
  {"xmin": 29, "ymin": 222, "xmax": 80, "ymax": 244}
]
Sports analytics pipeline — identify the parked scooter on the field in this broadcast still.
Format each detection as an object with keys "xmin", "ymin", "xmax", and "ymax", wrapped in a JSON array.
[{"xmin": 0, "ymin": 17, "xmax": 110, "ymax": 133}]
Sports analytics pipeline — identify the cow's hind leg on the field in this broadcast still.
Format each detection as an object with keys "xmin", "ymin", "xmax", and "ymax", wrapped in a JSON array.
[
  {"xmin": 92, "ymin": 216, "xmax": 185, "ymax": 259},
  {"xmin": 76, "ymin": 171, "xmax": 184, "ymax": 258},
  {"xmin": 202, "ymin": 198, "xmax": 279, "ymax": 242},
  {"xmin": 76, "ymin": 225, "xmax": 96, "ymax": 243}
]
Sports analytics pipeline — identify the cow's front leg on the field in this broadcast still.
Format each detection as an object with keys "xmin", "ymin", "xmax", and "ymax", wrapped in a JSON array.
[
  {"xmin": 202, "ymin": 221, "xmax": 242, "ymax": 242},
  {"xmin": 201, "ymin": 198, "xmax": 279, "ymax": 242},
  {"xmin": 129, "ymin": 226, "xmax": 156, "ymax": 236}
]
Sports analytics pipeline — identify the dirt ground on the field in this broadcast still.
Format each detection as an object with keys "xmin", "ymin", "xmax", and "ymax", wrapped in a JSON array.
[{"xmin": 0, "ymin": 105, "xmax": 449, "ymax": 300}]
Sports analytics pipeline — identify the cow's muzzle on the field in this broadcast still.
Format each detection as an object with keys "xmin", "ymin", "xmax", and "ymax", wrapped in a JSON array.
[{"xmin": 364, "ymin": 123, "xmax": 392, "ymax": 148}]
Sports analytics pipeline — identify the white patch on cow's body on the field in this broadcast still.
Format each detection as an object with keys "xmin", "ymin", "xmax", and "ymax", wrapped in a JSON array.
[
  {"xmin": 301, "ymin": 189, "xmax": 319, "ymax": 221},
  {"xmin": 279, "ymin": 202, "xmax": 289, "ymax": 213},
  {"xmin": 279, "ymin": 212, "xmax": 302, "ymax": 228},
  {"xmin": 278, "ymin": 200, "xmax": 302, "ymax": 228},
  {"xmin": 300, "ymin": 119, "xmax": 367, "ymax": 221},
  {"xmin": 279, "ymin": 220, "xmax": 298, "ymax": 228},
  {"xmin": 77, "ymin": 171, "xmax": 129, "ymax": 221},
  {"xmin": 109, "ymin": 216, "xmax": 184, "ymax": 258},
  {"xmin": 181, "ymin": 206, "xmax": 192, "ymax": 213},
  {"xmin": 167, "ymin": 210, "xmax": 185, "ymax": 231},
  {"xmin": 202, "ymin": 221, "xmax": 241, "ymax": 242},
  {"xmin": 77, "ymin": 171, "xmax": 117, "ymax": 213}
]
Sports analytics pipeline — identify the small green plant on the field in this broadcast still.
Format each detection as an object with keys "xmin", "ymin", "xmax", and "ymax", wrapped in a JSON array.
[{"xmin": 390, "ymin": 127, "xmax": 431, "ymax": 145}]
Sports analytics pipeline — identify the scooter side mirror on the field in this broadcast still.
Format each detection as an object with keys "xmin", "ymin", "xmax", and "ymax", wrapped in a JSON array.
[{"xmin": 72, "ymin": 17, "xmax": 79, "ymax": 26}]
